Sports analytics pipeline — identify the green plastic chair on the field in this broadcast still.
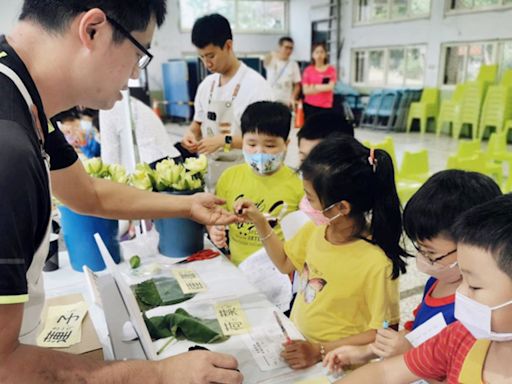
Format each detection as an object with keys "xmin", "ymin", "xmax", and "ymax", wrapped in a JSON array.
[
  {"xmin": 486, "ymin": 132, "xmax": 512, "ymax": 170},
  {"xmin": 503, "ymin": 176, "xmax": 512, "ymax": 193},
  {"xmin": 500, "ymin": 68, "xmax": 512, "ymax": 87},
  {"xmin": 437, "ymin": 84, "xmax": 465, "ymax": 137},
  {"xmin": 478, "ymin": 85, "xmax": 512, "ymax": 140},
  {"xmin": 406, "ymin": 88, "xmax": 440, "ymax": 134},
  {"xmin": 398, "ymin": 149, "xmax": 430, "ymax": 183},
  {"xmin": 446, "ymin": 152, "xmax": 503, "ymax": 185},
  {"xmin": 476, "ymin": 64, "xmax": 498, "ymax": 84},
  {"xmin": 396, "ymin": 180, "xmax": 423, "ymax": 205},
  {"xmin": 456, "ymin": 139, "xmax": 481, "ymax": 158},
  {"xmin": 453, "ymin": 82, "xmax": 489, "ymax": 139}
]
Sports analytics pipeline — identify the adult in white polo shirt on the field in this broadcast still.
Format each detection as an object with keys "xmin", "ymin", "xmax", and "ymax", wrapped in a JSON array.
[
  {"xmin": 264, "ymin": 36, "xmax": 301, "ymax": 108},
  {"xmin": 181, "ymin": 13, "xmax": 272, "ymax": 189}
]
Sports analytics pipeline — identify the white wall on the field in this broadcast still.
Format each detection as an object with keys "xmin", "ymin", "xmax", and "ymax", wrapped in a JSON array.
[
  {"xmin": 334, "ymin": 1, "xmax": 512, "ymax": 87},
  {"xmin": 0, "ymin": 1, "xmax": 22, "ymax": 34}
]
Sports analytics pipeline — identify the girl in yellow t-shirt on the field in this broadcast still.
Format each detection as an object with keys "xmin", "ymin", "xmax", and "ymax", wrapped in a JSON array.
[{"xmin": 235, "ymin": 135, "xmax": 409, "ymax": 370}]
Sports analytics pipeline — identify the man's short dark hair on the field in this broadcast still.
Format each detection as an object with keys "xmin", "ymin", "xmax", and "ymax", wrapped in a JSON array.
[
  {"xmin": 191, "ymin": 13, "xmax": 232, "ymax": 49},
  {"xmin": 19, "ymin": 0, "xmax": 167, "ymax": 43},
  {"xmin": 297, "ymin": 111, "xmax": 354, "ymax": 143},
  {"xmin": 404, "ymin": 170, "xmax": 501, "ymax": 242},
  {"xmin": 279, "ymin": 36, "xmax": 294, "ymax": 46},
  {"xmin": 241, "ymin": 101, "xmax": 291, "ymax": 141},
  {"xmin": 452, "ymin": 193, "xmax": 512, "ymax": 279}
]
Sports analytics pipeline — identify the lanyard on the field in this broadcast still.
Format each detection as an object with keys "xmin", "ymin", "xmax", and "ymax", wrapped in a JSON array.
[
  {"xmin": 207, "ymin": 66, "xmax": 246, "ymax": 108},
  {"xmin": 271, "ymin": 60, "xmax": 290, "ymax": 87}
]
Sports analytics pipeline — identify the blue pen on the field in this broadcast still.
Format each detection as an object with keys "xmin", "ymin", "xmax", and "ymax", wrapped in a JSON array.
[{"xmin": 382, "ymin": 320, "xmax": 389, "ymax": 329}]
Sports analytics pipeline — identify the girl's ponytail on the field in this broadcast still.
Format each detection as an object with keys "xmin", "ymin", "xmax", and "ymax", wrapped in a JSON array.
[{"xmin": 371, "ymin": 149, "xmax": 408, "ymax": 279}]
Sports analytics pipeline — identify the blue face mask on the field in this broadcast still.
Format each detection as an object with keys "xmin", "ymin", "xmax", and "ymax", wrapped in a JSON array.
[{"xmin": 243, "ymin": 151, "xmax": 285, "ymax": 174}]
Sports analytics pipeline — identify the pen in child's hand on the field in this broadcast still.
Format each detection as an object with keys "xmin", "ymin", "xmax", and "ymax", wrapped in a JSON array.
[{"xmin": 273, "ymin": 311, "xmax": 292, "ymax": 345}]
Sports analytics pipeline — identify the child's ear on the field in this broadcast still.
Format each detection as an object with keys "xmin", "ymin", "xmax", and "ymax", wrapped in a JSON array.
[{"xmin": 339, "ymin": 200, "xmax": 352, "ymax": 216}]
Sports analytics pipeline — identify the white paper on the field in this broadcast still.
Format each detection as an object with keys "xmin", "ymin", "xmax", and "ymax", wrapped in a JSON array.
[
  {"xmin": 405, "ymin": 312, "xmax": 448, "ymax": 348},
  {"xmin": 241, "ymin": 325, "xmax": 289, "ymax": 371},
  {"xmin": 239, "ymin": 248, "xmax": 292, "ymax": 312}
]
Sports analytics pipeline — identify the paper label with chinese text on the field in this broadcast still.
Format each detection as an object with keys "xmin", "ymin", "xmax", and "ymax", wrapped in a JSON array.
[
  {"xmin": 214, "ymin": 300, "xmax": 251, "ymax": 335},
  {"xmin": 172, "ymin": 268, "xmax": 207, "ymax": 294},
  {"xmin": 37, "ymin": 302, "xmax": 88, "ymax": 348}
]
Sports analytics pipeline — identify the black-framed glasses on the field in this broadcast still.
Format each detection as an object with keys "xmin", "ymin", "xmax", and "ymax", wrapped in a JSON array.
[
  {"xmin": 106, "ymin": 16, "xmax": 153, "ymax": 70},
  {"xmin": 413, "ymin": 243, "xmax": 457, "ymax": 266}
]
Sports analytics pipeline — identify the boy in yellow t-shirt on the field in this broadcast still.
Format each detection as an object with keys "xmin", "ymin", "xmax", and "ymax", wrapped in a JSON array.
[{"xmin": 208, "ymin": 101, "xmax": 303, "ymax": 266}]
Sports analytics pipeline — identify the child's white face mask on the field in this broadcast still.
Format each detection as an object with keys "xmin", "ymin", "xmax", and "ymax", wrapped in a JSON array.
[{"xmin": 455, "ymin": 291, "xmax": 512, "ymax": 342}]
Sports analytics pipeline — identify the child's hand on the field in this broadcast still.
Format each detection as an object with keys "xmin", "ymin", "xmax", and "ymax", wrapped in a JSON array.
[
  {"xmin": 370, "ymin": 328, "xmax": 412, "ymax": 358},
  {"xmin": 233, "ymin": 198, "xmax": 265, "ymax": 224},
  {"xmin": 323, "ymin": 345, "xmax": 373, "ymax": 374},
  {"xmin": 280, "ymin": 340, "xmax": 320, "ymax": 370},
  {"xmin": 208, "ymin": 225, "xmax": 227, "ymax": 249}
]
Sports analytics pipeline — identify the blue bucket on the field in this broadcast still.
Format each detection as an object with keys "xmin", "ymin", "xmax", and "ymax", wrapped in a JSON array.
[
  {"xmin": 59, "ymin": 206, "xmax": 120, "ymax": 271},
  {"xmin": 154, "ymin": 191, "xmax": 205, "ymax": 258}
]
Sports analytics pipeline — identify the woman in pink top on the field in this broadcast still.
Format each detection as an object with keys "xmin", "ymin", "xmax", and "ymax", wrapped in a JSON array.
[{"xmin": 302, "ymin": 43, "xmax": 337, "ymax": 120}]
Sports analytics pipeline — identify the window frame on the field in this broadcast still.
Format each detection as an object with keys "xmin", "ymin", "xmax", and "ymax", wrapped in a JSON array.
[
  {"xmin": 444, "ymin": 0, "xmax": 512, "ymax": 16},
  {"xmin": 351, "ymin": 44, "xmax": 427, "ymax": 88},
  {"xmin": 178, "ymin": 0, "xmax": 289, "ymax": 34},
  {"xmin": 353, "ymin": 0, "xmax": 432, "ymax": 26},
  {"xmin": 438, "ymin": 40, "xmax": 499, "ymax": 88}
]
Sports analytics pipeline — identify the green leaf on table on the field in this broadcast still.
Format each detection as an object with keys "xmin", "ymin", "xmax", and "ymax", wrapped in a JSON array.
[
  {"xmin": 144, "ymin": 308, "xmax": 229, "ymax": 344},
  {"xmin": 133, "ymin": 277, "xmax": 196, "ymax": 312}
]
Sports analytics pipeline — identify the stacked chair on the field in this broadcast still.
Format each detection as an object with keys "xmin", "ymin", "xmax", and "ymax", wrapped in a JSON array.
[{"xmin": 406, "ymin": 88, "xmax": 440, "ymax": 134}]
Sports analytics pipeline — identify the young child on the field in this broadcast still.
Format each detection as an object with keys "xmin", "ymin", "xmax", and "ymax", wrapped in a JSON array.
[
  {"xmin": 323, "ymin": 170, "xmax": 501, "ymax": 371},
  {"xmin": 337, "ymin": 193, "xmax": 512, "ymax": 383},
  {"xmin": 297, "ymin": 110, "xmax": 354, "ymax": 164},
  {"xmin": 235, "ymin": 136, "xmax": 408, "ymax": 369},
  {"xmin": 208, "ymin": 101, "xmax": 303, "ymax": 266}
]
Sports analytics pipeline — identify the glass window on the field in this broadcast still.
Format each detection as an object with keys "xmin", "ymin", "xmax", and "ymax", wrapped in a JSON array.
[
  {"xmin": 355, "ymin": 0, "xmax": 430, "ymax": 23},
  {"xmin": 354, "ymin": 51, "xmax": 367, "ymax": 83},
  {"xmin": 179, "ymin": 0, "xmax": 286, "ymax": 32},
  {"xmin": 501, "ymin": 41, "xmax": 512, "ymax": 72},
  {"xmin": 368, "ymin": 50, "xmax": 386, "ymax": 85},
  {"xmin": 410, "ymin": 0, "xmax": 431, "ymax": 15},
  {"xmin": 372, "ymin": 0, "xmax": 390, "ymax": 20},
  {"xmin": 237, "ymin": 1, "xmax": 286, "ymax": 32},
  {"xmin": 391, "ymin": 0, "xmax": 408, "ymax": 18},
  {"xmin": 387, "ymin": 48, "xmax": 405, "ymax": 85},
  {"xmin": 449, "ymin": 0, "xmax": 503, "ymax": 10},
  {"xmin": 351, "ymin": 45, "xmax": 426, "ymax": 86},
  {"xmin": 405, "ymin": 46, "xmax": 426, "ymax": 86},
  {"xmin": 442, "ymin": 42, "xmax": 496, "ymax": 85}
]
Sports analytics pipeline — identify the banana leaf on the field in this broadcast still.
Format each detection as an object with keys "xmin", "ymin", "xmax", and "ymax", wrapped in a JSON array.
[
  {"xmin": 133, "ymin": 277, "xmax": 196, "ymax": 312},
  {"xmin": 144, "ymin": 308, "xmax": 229, "ymax": 344}
]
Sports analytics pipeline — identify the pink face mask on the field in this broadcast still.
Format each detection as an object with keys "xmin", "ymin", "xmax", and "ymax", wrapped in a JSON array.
[
  {"xmin": 416, "ymin": 254, "xmax": 461, "ymax": 283},
  {"xmin": 299, "ymin": 196, "xmax": 342, "ymax": 226}
]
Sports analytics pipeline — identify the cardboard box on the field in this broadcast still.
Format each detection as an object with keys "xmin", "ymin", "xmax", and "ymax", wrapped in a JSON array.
[{"xmin": 41, "ymin": 293, "xmax": 104, "ymax": 360}]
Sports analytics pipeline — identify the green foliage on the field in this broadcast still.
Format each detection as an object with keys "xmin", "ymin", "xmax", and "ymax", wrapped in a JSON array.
[
  {"xmin": 133, "ymin": 277, "xmax": 195, "ymax": 311},
  {"xmin": 144, "ymin": 308, "xmax": 229, "ymax": 344}
]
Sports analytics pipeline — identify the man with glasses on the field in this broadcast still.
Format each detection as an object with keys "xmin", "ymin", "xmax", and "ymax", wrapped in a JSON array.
[
  {"xmin": 0, "ymin": 1, "xmax": 242, "ymax": 383},
  {"xmin": 264, "ymin": 37, "xmax": 302, "ymax": 108}
]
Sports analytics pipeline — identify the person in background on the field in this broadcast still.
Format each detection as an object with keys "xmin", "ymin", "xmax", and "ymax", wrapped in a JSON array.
[
  {"xmin": 301, "ymin": 42, "xmax": 337, "ymax": 120},
  {"xmin": 78, "ymin": 108, "xmax": 101, "ymax": 158},
  {"xmin": 181, "ymin": 13, "xmax": 273, "ymax": 189},
  {"xmin": 297, "ymin": 111, "xmax": 354, "ymax": 164},
  {"xmin": 264, "ymin": 36, "xmax": 301, "ymax": 108}
]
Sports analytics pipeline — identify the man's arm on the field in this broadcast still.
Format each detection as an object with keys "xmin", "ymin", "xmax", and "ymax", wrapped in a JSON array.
[
  {"xmin": 0, "ymin": 304, "xmax": 242, "ymax": 384},
  {"xmin": 337, "ymin": 355, "xmax": 420, "ymax": 384},
  {"xmin": 51, "ymin": 161, "xmax": 240, "ymax": 225}
]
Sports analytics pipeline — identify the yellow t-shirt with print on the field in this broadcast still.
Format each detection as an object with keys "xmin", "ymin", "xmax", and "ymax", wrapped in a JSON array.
[
  {"xmin": 216, "ymin": 163, "xmax": 304, "ymax": 266},
  {"xmin": 284, "ymin": 222, "xmax": 400, "ymax": 343}
]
